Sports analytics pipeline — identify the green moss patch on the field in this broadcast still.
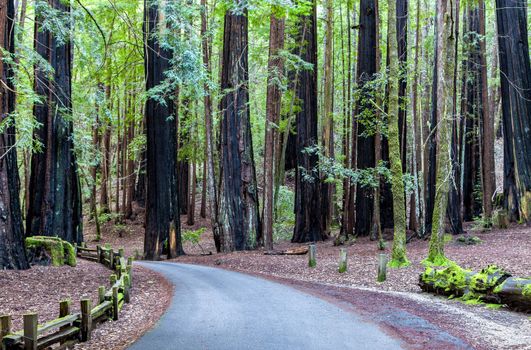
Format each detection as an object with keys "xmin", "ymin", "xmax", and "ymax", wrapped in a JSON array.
[{"xmin": 25, "ymin": 236, "xmax": 77, "ymax": 267}]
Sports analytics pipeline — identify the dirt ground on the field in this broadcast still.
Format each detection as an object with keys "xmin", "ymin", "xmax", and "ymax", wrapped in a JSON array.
[
  {"xmin": 0, "ymin": 257, "xmax": 172, "ymax": 350},
  {"xmin": 83, "ymin": 204, "xmax": 531, "ymax": 349}
]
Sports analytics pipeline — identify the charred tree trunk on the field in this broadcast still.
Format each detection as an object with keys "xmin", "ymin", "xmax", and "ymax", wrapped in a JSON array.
[
  {"xmin": 291, "ymin": 0, "xmax": 323, "ymax": 243},
  {"xmin": 218, "ymin": 2, "xmax": 261, "ymax": 251},
  {"xmin": 27, "ymin": 0, "xmax": 82, "ymax": 244},
  {"xmin": 462, "ymin": 6, "xmax": 482, "ymax": 222},
  {"xmin": 496, "ymin": 0, "xmax": 531, "ymax": 222},
  {"xmin": 352, "ymin": 0, "xmax": 378, "ymax": 237},
  {"xmin": 0, "ymin": 0, "xmax": 29, "ymax": 270},
  {"xmin": 144, "ymin": 0, "xmax": 182, "ymax": 259}
]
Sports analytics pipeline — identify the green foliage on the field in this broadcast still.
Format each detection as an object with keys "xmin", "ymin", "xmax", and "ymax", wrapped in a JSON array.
[
  {"xmin": 456, "ymin": 235, "xmax": 482, "ymax": 245},
  {"xmin": 273, "ymin": 186, "xmax": 295, "ymax": 241},
  {"xmin": 183, "ymin": 228, "xmax": 207, "ymax": 253}
]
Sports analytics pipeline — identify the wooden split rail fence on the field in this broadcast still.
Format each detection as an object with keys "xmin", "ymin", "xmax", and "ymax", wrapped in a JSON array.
[{"xmin": 1, "ymin": 245, "xmax": 134, "ymax": 350}]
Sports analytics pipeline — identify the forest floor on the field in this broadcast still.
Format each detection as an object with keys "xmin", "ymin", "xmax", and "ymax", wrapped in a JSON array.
[
  {"xmin": 0, "ymin": 256, "xmax": 172, "ymax": 350},
  {"xmin": 83, "ymin": 207, "xmax": 531, "ymax": 349}
]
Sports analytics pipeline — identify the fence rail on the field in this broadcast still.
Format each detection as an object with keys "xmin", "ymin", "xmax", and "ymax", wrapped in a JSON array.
[{"xmin": 1, "ymin": 244, "xmax": 134, "ymax": 350}]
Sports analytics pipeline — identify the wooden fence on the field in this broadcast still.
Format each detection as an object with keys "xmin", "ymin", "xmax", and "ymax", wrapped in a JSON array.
[{"xmin": 1, "ymin": 245, "xmax": 133, "ymax": 350}]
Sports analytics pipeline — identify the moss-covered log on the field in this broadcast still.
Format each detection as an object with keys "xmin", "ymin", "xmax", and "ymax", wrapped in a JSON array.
[
  {"xmin": 492, "ymin": 278, "xmax": 531, "ymax": 312},
  {"xmin": 25, "ymin": 236, "xmax": 76, "ymax": 267},
  {"xmin": 419, "ymin": 264, "xmax": 531, "ymax": 312}
]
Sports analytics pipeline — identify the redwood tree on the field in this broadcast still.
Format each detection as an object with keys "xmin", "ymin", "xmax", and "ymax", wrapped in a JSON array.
[
  {"xmin": 144, "ymin": 0, "xmax": 183, "ymax": 259},
  {"xmin": 496, "ymin": 0, "xmax": 531, "ymax": 222},
  {"xmin": 0, "ymin": 0, "xmax": 29, "ymax": 270},
  {"xmin": 291, "ymin": 0, "xmax": 323, "ymax": 243},
  {"xmin": 218, "ymin": 1, "xmax": 261, "ymax": 251},
  {"xmin": 27, "ymin": 0, "xmax": 82, "ymax": 244},
  {"xmin": 352, "ymin": 0, "xmax": 378, "ymax": 237},
  {"xmin": 263, "ymin": 7, "xmax": 285, "ymax": 250}
]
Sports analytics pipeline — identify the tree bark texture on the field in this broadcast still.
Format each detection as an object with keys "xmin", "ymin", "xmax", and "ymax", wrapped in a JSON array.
[
  {"xmin": 496, "ymin": 0, "xmax": 531, "ymax": 222},
  {"xmin": 27, "ymin": 0, "xmax": 82, "ymax": 244},
  {"xmin": 218, "ymin": 2, "xmax": 261, "ymax": 251},
  {"xmin": 353, "ymin": 0, "xmax": 378, "ymax": 236},
  {"xmin": 0, "ymin": 0, "xmax": 29, "ymax": 270},
  {"xmin": 144, "ymin": 0, "xmax": 182, "ymax": 259},
  {"xmin": 292, "ymin": 0, "xmax": 323, "ymax": 243}
]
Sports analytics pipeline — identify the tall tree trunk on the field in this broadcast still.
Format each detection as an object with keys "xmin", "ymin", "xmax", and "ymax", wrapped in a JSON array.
[
  {"xmin": 427, "ymin": 0, "xmax": 456, "ymax": 264},
  {"xmin": 218, "ymin": 1, "xmax": 261, "ymax": 251},
  {"xmin": 496, "ymin": 0, "xmax": 531, "ymax": 222},
  {"xmin": 201, "ymin": 0, "xmax": 221, "ymax": 251},
  {"xmin": 100, "ymin": 84, "xmax": 112, "ymax": 213},
  {"xmin": 397, "ymin": 0, "xmax": 408, "ymax": 171},
  {"xmin": 411, "ymin": 0, "xmax": 423, "ymax": 234},
  {"xmin": 0, "ymin": 0, "xmax": 29, "ymax": 270},
  {"xmin": 352, "ymin": 0, "xmax": 378, "ymax": 237},
  {"xmin": 291, "ymin": 0, "xmax": 323, "ymax": 243},
  {"xmin": 27, "ymin": 0, "xmax": 82, "ymax": 244},
  {"xmin": 125, "ymin": 112, "xmax": 135, "ymax": 219},
  {"xmin": 446, "ymin": 0, "xmax": 463, "ymax": 235},
  {"xmin": 478, "ymin": 0, "xmax": 494, "ymax": 224},
  {"xmin": 388, "ymin": 0, "xmax": 410, "ymax": 267},
  {"xmin": 425, "ymin": 1, "xmax": 439, "ymax": 235},
  {"xmin": 321, "ymin": 0, "xmax": 334, "ymax": 237},
  {"xmin": 263, "ymin": 9, "xmax": 285, "ymax": 251},
  {"xmin": 144, "ymin": 0, "xmax": 182, "ymax": 259},
  {"xmin": 187, "ymin": 158, "xmax": 196, "ymax": 226}
]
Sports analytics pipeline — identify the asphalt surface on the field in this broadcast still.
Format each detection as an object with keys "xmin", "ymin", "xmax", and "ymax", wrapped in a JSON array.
[{"xmin": 128, "ymin": 262, "xmax": 403, "ymax": 350}]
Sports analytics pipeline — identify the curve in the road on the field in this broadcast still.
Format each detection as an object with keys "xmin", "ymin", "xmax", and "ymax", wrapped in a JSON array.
[{"xmin": 128, "ymin": 262, "xmax": 403, "ymax": 350}]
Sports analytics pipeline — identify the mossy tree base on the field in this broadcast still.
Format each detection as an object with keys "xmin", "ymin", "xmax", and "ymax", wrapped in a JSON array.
[{"xmin": 25, "ymin": 236, "xmax": 77, "ymax": 267}]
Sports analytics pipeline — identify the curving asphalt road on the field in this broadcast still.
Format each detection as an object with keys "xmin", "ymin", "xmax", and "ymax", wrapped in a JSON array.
[{"xmin": 128, "ymin": 262, "xmax": 403, "ymax": 350}]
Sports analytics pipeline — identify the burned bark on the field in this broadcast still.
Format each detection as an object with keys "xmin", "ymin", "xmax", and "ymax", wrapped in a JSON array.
[{"xmin": 27, "ymin": 0, "xmax": 82, "ymax": 244}]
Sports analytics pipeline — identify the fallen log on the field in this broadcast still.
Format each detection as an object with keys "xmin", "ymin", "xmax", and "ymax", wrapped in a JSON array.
[
  {"xmin": 419, "ymin": 264, "xmax": 530, "ymax": 313},
  {"xmin": 264, "ymin": 246, "xmax": 309, "ymax": 256},
  {"xmin": 492, "ymin": 278, "xmax": 531, "ymax": 312}
]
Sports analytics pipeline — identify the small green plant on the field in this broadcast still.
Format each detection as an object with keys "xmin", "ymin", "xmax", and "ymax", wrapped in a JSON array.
[
  {"xmin": 456, "ymin": 235, "xmax": 482, "ymax": 245},
  {"xmin": 98, "ymin": 212, "xmax": 122, "ymax": 225},
  {"xmin": 471, "ymin": 215, "xmax": 492, "ymax": 231},
  {"xmin": 183, "ymin": 228, "xmax": 207, "ymax": 253}
]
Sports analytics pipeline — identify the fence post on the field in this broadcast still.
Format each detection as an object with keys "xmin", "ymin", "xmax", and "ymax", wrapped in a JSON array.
[
  {"xmin": 378, "ymin": 253, "xmax": 388, "ymax": 282},
  {"xmin": 98, "ymin": 286, "xmax": 106, "ymax": 304},
  {"xmin": 110, "ymin": 274, "xmax": 117, "ymax": 287},
  {"xmin": 58, "ymin": 299, "xmax": 71, "ymax": 339},
  {"xmin": 80, "ymin": 299, "xmax": 92, "ymax": 342},
  {"xmin": 338, "ymin": 248, "xmax": 348, "ymax": 273},
  {"xmin": 0, "ymin": 315, "xmax": 11, "ymax": 339},
  {"xmin": 118, "ymin": 248, "xmax": 125, "ymax": 258},
  {"xmin": 127, "ymin": 258, "xmax": 133, "ymax": 286},
  {"xmin": 109, "ymin": 249, "xmax": 115, "ymax": 269},
  {"xmin": 308, "ymin": 244, "xmax": 317, "ymax": 268},
  {"xmin": 23, "ymin": 313, "xmax": 37, "ymax": 350},
  {"xmin": 123, "ymin": 275, "xmax": 131, "ymax": 303},
  {"xmin": 112, "ymin": 287, "xmax": 119, "ymax": 321},
  {"xmin": 97, "ymin": 245, "xmax": 102, "ymax": 264}
]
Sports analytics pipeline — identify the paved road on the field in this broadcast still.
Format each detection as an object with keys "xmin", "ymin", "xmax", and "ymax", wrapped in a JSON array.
[{"xmin": 129, "ymin": 262, "xmax": 403, "ymax": 350}]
